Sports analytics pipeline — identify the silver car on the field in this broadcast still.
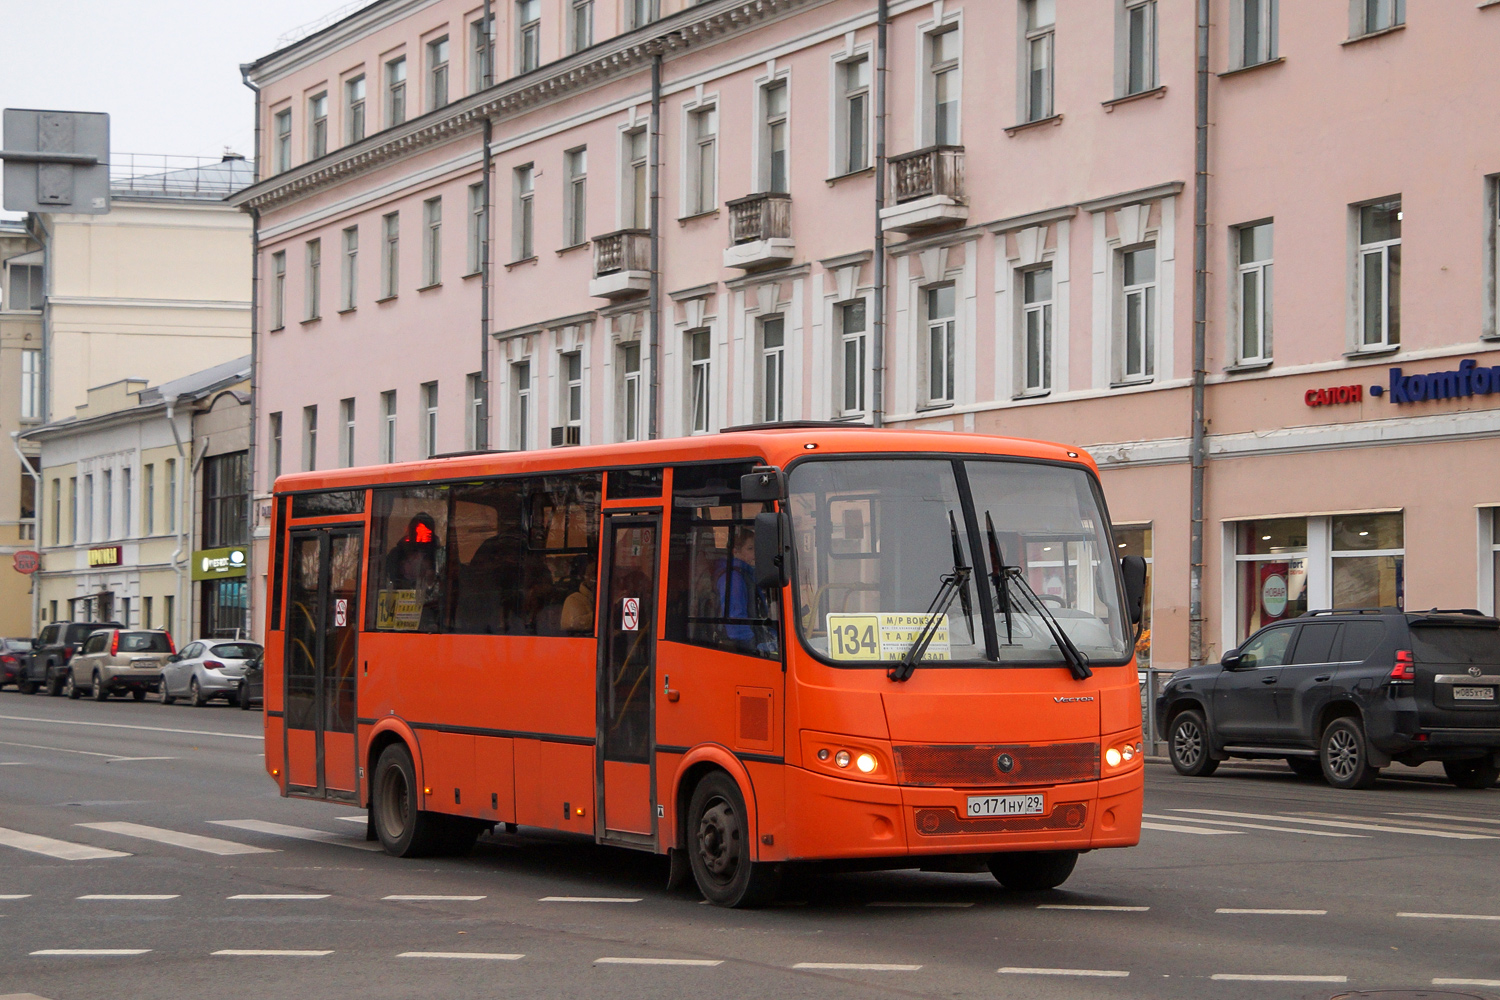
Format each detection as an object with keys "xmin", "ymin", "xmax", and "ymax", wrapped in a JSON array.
[{"xmin": 160, "ymin": 639, "xmax": 263, "ymax": 707}]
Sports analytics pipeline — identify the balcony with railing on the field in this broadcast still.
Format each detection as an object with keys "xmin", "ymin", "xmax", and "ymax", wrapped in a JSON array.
[
  {"xmin": 880, "ymin": 145, "xmax": 968, "ymax": 234},
  {"xmin": 723, "ymin": 192, "xmax": 794, "ymax": 270},
  {"xmin": 588, "ymin": 228, "xmax": 651, "ymax": 299}
]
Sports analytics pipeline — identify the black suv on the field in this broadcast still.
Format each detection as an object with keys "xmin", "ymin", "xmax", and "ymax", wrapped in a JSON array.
[
  {"xmin": 1158, "ymin": 608, "xmax": 1500, "ymax": 790},
  {"xmin": 19, "ymin": 621, "xmax": 123, "ymax": 696}
]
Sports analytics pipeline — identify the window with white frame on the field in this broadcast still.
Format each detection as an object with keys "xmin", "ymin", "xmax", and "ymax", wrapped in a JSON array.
[
  {"xmin": 6, "ymin": 263, "xmax": 42, "ymax": 310},
  {"xmin": 467, "ymin": 372, "xmax": 483, "ymax": 450},
  {"xmin": 165, "ymin": 463, "xmax": 176, "ymax": 533},
  {"xmin": 274, "ymin": 109, "xmax": 292, "ymax": 172},
  {"xmin": 1358, "ymin": 198, "xmax": 1401, "ymax": 349},
  {"xmin": 340, "ymin": 397, "xmax": 356, "ymax": 466},
  {"xmin": 569, "ymin": 0, "xmax": 593, "ymax": 53},
  {"xmin": 837, "ymin": 299, "xmax": 867, "ymax": 416},
  {"xmin": 627, "ymin": 0, "xmax": 658, "ymax": 30},
  {"xmin": 560, "ymin": 352, "xmax": 582, "ymax": 442},
  {"xmin": 381, "ymin": 212, "xmax": 400, "ymax": 297},
  {"xmin": 1353, "ymin": 0, "xmax": 1404, "ymax": 37},
  {"xmin": 1236, "ymin": 221, "xmax": 1272, "ymax": 364},
  {"xmin": 1023, "ymin": 0, "xmax": 1055, "ymax": 122},
  {"xmin": 1123, "ymin": 0, "xmax": 1158, "ymax": 96},
  {"xmin": 268, "ymin": 413, "xmax": 282, "ymax": 487},
  {"xmin": 121, "ymin": 466, "xmax": 130, "ymax": 539},
  {"xmin": 422, "ymin": 381, "xmax": 439, "ymax": 458},
  {"xmin": 308, "ymin": 92, "xmax": 328, "ymax": 158},
  {"xmin": 512, "ymin": 362, "xmax": 531, "ymax": 449},
  {"xmin": 926, "ymin": 26, "xmax": 960, "ymax": 146},
  {"xmin": 761, "ymin": 81, "xmax": 789, "ymax": 194},
  {"xmin": 381, "ymin": 390, "xmax": 398, "ymax": 462},
  {"xmin": 619, "ymin": 342, "xmax": 642, "ymax": 441},
  {"xmin": 467, "ymin": 182, "xmax": 486, "ymax": 273},
  {"xmin": 270, "ymin": 250, "xmax": 286, "ymax": 329},
  {"xmin": 1113, "ymin": 524, "xmax": 1153, "ymax": 666},
  {"xmin": 61, "ymin": 475, "xmax": 72, "ymax": 543},
  {"xmin": 305, "ymin": 238, "xmax": 321, "ymax": 320},
  {"xmin": 422, "ymin": 196, "xmax": 442, "ymax": 286},
  {"xmin": 925, "ymin": 284, "xmax": 956, "ymax": 405},
  {"xmin": 102, "ymin": 470, "xmax": 112, "ymax": 540},
  {"xmin": 686, "ymin": 106, "xmax": 716, "ymax": 215},
  {"xmin": 303, "ymin": 405, "xmax": 318, "ymax": 472},
  {"xmin": 517, "ymin": 0, "xmax": 541, "ymax": 73},
  {"xmin": 20, "ymin": 348, "xmax": 40, "ymax": 420},
  {"xmin": 564, "ymin": 148, "xmax": 587, "ymax": 247},
  {"xmin": 386, "ymin": 57, "xmax": 407, "ymax": 126},
  {"xmin": 622, "ymin": 129, "xmax": 648, "ymax": 229},
  {"xmin": 1490, "ymin": 508, "xmax": 1500, "ymax": 617},
  {"xmin": 838, "ymin": 57, "xmax": 870, "ymax": 175},
  {"xmin": 1235, "ymin": 0, "xmax": 1277, "ymax": 68},
  {"xmin": 470, "ymin": 18, "xmax": 494, "ymax": 91},
  {"xmin": 688, "ymin": 329, "xmax": 712, "ymax": 433},
  {"xmin": 759, "ymin": 315, "xmax": 786, "ymax": 423},
  {"xmin": 345, "ymin": 75, "xmax": 366, "ymax": 143},
  {"xmin": 1119, "ymin": 245, "xmax": 1156, "ymax": 380},
  {"xmin": 514, "ymin": 164, "xmax": 535, "ymax": 259},
  {"xmin": 341, "ymin": 225, "xmax": 358, "ymax": 310},
  {"xmin": 1021, "ymin": 265, "xmax": 1053, "ymax": 393},
  {"xmin": 428, "ymin": 36, "xmax": 450, "ymax": 110}
]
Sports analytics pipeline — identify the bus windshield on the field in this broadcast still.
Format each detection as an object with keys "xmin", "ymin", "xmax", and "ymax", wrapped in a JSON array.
[{"xmin": 788, "ymin": 457, "xmax": 1130, "ymax": 667}]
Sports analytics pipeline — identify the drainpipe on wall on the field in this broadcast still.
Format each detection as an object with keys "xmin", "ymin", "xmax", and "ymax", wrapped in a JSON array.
[
  {"xmin": 1188, "ymin": 0, "xmax": 1211, "ymax": 667},
  {"xmin": 871, "ymin": 0, "xmax": 889, "ymax": 428},
  {"xmin": 478, "ymin": 0, "xmax": 494, "ymax": 449},
  {"xmin": 648, "ymin": 47, "xmax": 663, "ymax": 440},
  {"xmin": 164, "ymin": 399, "xmax": 187, "ymax": 643},
  {"xmin": 239, "ymin": 63, "xmax": 262, "ymax": 639},
  {"xmin": 11, "ymin": 431, "xmax": 42, "ymax": 635}
]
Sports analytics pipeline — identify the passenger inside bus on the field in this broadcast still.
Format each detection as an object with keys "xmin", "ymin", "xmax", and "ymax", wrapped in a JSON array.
[{"xmin": 560, "ymin": 555, "xmax": 597, "ymax": 634}]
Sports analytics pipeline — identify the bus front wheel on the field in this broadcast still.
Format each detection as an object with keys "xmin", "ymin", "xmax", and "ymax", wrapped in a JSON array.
[
  {"xmin": 686, "ymin": 771, "xmax": 780, "ymax": 908},
  {"xmin": 372, "ymin": 743, "xmax": 444, "ymax": 858},
  {"xmin": 988, "ymin": 850, "xmax": 1079, "ymax": 891}
]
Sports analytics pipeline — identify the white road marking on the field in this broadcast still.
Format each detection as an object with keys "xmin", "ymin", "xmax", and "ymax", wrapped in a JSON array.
[
  {"xmin": 1037, "ymin": 904, "xmax": 1150, "ymax": 912},
  {"xmin": 1289, "ymin": 811, "xmax": 1500, "ymax": 836},
  {"xmin": 77, "ymin": 822, "xmax": 275, "ymax": 856},
  {"xmin": 0, "ymin": 760, "xmax": 25, "ymax": 765},
  {"xmin": 212, "ymin": 949, "xmax": 332, "ymax": 957},
  {"xmin": 1143, "ymin": 812, "xmax": 1366, "ymax": 838},
  {"xmin": 0, "ymin": 826, "xmax": 130, "ymax": 861},
  {"xmin": 0, "ymin": 740, "xmax": 125, "ymax": 759},
  {"xmin": 0, "ymin": 894, "xmax": 32, "ymax": 900},
  {"xmin": 0, "ymin": 714, "xmax": 261, "ymax": 740},
  {"xmin": 226, "ymin": 894, "xmax": 330, "ymax": 900},
  {"xmin": 31, "ymin": 949, "xmax": 151, "ymax": 956},
  {"xmin": 794, "ymin": 963, "xmax": 921, "ymax": 971},
  {"xmin": 867, "ymin": 901, "xmax": 974, "ymax": 908},
  {"xmin": 1210, "ymin": 974, "xmax": 1346, "ymax": 982},
  {"xmin": 76, "ymin": 894, "xmax": 179, "ymax": 901},
  {"xmin": 106, "ymin": 756, "xmax": 179, "ymax": 763},
  {"xmin": 1399, "ymin": 912, "xmax": 1500, "ymax": 921},
  {"xmin": 1393, "ymin": 812, "xmax": 1500, "ymax": 827},
  {"xmin": 333, "ymin": 815, "xmax": 368, "ymax": 825},
  {"xmin": 1216, "ymin": 908, "xmax": 1327, "ymax": 915},
  {"xmin": 399, "ymin": 951, "xmax": 524, "ymax": 960},
  {"xmin": 208, "ymin": 819, "xmax": 381, "ymax": 851},
  {"xmin": 1141, "ymin": 821, "xmax": 1242, "ymax": 836},
  {"xmin": 598, "ymin": 957, "xmax": 725, "ymax": 966},
  {"xmin": 383, "ymin": 894, "xmax": 486, "ymax": 901},
  {"xmin": 539, "ymin": 896, "xmax": 641, "ymax": 903},
  {"xmin": 999, "ymin": 967, "xmax": 1129, "ymax": 977},
  {"xmin": 1173, "ymin": 809, "xmax": 1495, "ymax": 840},
  {"xmin": 1434, "ymin": 979, "xmax": 1500, "ymax": 987}
]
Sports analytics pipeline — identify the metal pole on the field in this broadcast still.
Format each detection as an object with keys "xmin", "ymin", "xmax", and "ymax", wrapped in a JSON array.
[
  {"xmin": 478, "ymin": 0, "xmax": 494, "ymax": 449},
  {"xmin": 648, "ymin": 50, "xmax": 663, "ymax": 441},
  {"xmin": 1189, "ymin": 0, "xmax": 1210, "ymax": 667},
  {"xmin": 871, "ymin": 0, "xmax": 889, "ymax": 428},
  {"xmin": 240, "ymin": 64, "xmax": 262, "ymax": 640}
]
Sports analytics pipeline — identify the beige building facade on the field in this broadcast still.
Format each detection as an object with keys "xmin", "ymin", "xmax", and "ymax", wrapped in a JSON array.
[{"xmin": 1, "ymin": 220, "xmax": 45, "ymax": 638}]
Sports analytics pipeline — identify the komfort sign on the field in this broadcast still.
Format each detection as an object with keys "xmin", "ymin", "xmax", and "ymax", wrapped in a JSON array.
[
  {"xmin": 1303, "ymin": 358, "xmax": 1500, "ymax": 408},
  {"xmin": 191, "ymin": 546, "xmax": 248, "ymax": 581}
]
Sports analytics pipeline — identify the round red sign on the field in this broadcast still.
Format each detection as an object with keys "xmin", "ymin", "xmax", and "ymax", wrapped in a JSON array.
[{"xmin": 12, "ymin": 550, "xmax": 39, "ymax": 574}]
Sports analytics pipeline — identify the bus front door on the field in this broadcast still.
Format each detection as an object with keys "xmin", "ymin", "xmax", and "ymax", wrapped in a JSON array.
[
  {"xmin": 283, "ymin": 526, "xmax": 363, "ymax": 800},
  {"xmin": 595, "ymin": 514, "xmax": 659, "ymax": 845}
]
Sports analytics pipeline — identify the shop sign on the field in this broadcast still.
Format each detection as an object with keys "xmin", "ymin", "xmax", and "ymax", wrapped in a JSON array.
[
  {"xmin": 1373, "ymin": 359, "xmax": 1500, "ymax": 404},
  {"xmin": 12, "ymin": 550, "xmax": 39, "ymax": 574},
  {"xmin": 1305, "ymin": 384, "xmax": 1363, "ymax": 407},
  {"xmin": 192, "ymin": 546, "xmax": 248, "ymax": 581},
  {"xmin": 87, "ymin": 545, "xmax": 122, "ymax": 567}
]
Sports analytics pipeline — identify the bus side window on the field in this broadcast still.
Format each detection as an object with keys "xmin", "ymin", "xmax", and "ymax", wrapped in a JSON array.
[{"xmin": 367, "ymin": 486, "xmax": 450, "ymax": 632}]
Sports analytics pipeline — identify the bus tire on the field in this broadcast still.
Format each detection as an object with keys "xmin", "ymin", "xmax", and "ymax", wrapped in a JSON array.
[
  {"xmin": 686, "ymin": 771, "xmax": 779, "ymax": 908},
  {"xmin": 988, "ymin": 850, "xmax": 1079, "ymax": 891},
  {"xmin": 371, "ymin": 743, "xmax": 444, "ymax": 857}
]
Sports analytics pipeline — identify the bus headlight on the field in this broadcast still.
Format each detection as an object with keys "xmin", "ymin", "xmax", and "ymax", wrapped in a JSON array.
[
  {"xmin": 1105, "ymin": 747, "xmax": 1122, "ymax": 767},
  {"xmin": 835, "ymin": 750, "xmax": 851, "ymax": 768},
  {"xmin": 855, "ymin": 752, "xmax": 877, "ymax": 773}
]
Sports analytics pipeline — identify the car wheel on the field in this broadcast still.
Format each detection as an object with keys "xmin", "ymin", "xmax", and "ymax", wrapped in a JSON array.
[
  {"xmin": 226, "ymin": 689, "xmax": 240, "ymax": 708},
  {"xmin": 64, "ymin": 672, "xmax": 80, "ymax": 699},
  {"xmin": 18, "ymin": 678, "xmax": 37, "ymax": 695},
  {"xmin": 189, "ymin": 678, "xmax": 206, "ymax": 708},
  {"xmin": 989, "ymin": 850, "xmax": 1080, "ymax": 891},
  {"xmin": 238, "ymin": 682, "xmax": 250, "ymax": 710},
  {"xmin": 91, "ymin": 671, "xmax": 109, "ymax": 702},
  {"xmin": 46, "ymin": 666, "xmax": 64, "ymax": 697},
  {"xmin": 1443, "ymin": 758, "xmax": 1500, "ymax": 790},
  {"xmin": 131, "ymin": 689, "xmax": 146, "ymax": 702},
  {"xmin": 160, "ymin": 686, "xmax": 176, "ymax": 706},
  {"xmin": 1286, "ymin": 757, "xmax": 1322, "ymax": 779},
  {"xmin": 687, "ymin": 771, "xmax": 780, "ymax": 908},
  {"xmin": 371, "ymin": 743, "xmax": 444, "ymax": 858},
  {"xmin": 1168, "ymin": 710, "xmax": 1219, "ymax": 777},
  {"xmin": 1320, "ymin": 717, "xmax": 1379, "ymax": 790}
]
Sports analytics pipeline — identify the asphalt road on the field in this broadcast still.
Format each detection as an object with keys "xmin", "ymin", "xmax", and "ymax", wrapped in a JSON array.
[{"xmin": 1, "ymin": 691, "xmax": 1498, "ymax": 1000}]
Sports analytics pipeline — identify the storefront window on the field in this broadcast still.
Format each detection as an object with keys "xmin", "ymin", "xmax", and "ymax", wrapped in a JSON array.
[
  {"xmin": 1332, "ymin": 512, "xmax": 1403, "ymax": 611},
  {"xmin": 1235, "ymin": 517, "xmax": 1309, "ymax": 640},
  {"xmin": 1492, "ymin": 508, "xmax": 1500, "ymax": 617},
  {"xmin": 1113, "ymin": 524, "xmax": 1152, "ymax": 667}
]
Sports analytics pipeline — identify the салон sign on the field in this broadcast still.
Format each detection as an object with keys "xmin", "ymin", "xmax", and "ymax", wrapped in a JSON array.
[{"xmin": 1374, "ymin": 358, "xmax": 1500, "ymax": 404}]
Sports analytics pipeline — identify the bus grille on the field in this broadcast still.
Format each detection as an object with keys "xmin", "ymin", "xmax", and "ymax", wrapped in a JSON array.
[
  {"xmin": 892, "ymin": 742, "xmax": 1100, "ymax": 787},
  {"xmin": 914, "ymin": 801, "xmax": 1089, "ymax": 836}
]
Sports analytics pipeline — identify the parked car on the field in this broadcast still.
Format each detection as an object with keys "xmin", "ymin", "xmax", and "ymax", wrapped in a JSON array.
[
  {"xmin": 65, "ymin": 629, "xmax": 174, "ymax": 701},
  {"xmin": 0, "ymin": 638, "xmax": 32, "ymax": 688},
  {"xmin": 21, "ymin": 621, "xmax": 124, "ymax": 695},
  {"xmin": 238, "ymin": 649, "xmax": 264, "ymax": 711},
  {"xmin": 1158, "ymin": 608, "xmax": 1500, "ymax": 790},
  {"xmin": 160, "ymin": 639, "xmax": 262, "ymax": 707}
]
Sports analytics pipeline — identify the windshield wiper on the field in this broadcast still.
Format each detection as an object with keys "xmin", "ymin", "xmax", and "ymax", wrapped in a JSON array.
[
  {"xmin": 888, "ymin": 511, "xmax": 972, "ymax": 683},
  {"xmin": 983, "ymin": 511, "xmax": 1092, "ymax": 682}
]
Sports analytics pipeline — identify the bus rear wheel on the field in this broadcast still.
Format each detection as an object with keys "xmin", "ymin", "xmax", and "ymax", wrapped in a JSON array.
[
  {"xmin": 372, "ymin": 744, "xmax": 444, "ymax": 858},
  {"xmin": 686, "ymin": 771, "xmax": 780, "ymax": 908},
  {"xmin": 988, "ymin": 850, "xmax": 1079, "ymax": 891}
]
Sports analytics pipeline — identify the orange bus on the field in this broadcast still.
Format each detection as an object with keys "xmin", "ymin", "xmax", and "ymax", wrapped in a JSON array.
[{"xmin": 263, "ymin": 427, "xmax": 1147, "ymax": 906}]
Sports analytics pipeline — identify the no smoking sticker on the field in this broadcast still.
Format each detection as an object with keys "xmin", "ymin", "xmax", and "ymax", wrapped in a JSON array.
[
  {"xmin": 334, "ymin": 598, "xmax": 348, "ymax": 628},
  {"xmin": 621, "ymin": 597, "xmax": 639, "ymax": 632}
]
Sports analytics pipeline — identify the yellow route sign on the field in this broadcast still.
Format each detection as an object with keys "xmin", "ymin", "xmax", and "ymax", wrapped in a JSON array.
[{"xmin": 825, "ymin": 613, "xmax": 951, "ymax": 662}]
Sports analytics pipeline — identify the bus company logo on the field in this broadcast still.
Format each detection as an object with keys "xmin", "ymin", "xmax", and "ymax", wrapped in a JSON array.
[
  {"xmin": 1372, "ymin": 359, "xmax": 1500, "ymax": 404},
  {"xmin": 1053, "ymin": 695, "xmax": 1094, "ymax": 703},
  {"xmin": 995, "ymin": 753, "xmax": 1015, "ymax": 773}
]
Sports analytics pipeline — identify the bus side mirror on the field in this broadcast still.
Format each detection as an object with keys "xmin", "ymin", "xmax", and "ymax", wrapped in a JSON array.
[
  {"xmin": 754, "ymin": 511, "xmax": 790, "ymax": 590},
  {"xmin": 741, "ymin": 467, "xmax": 786, "ymax": 502},
  {"xmin": 1120, "ymin": 555, "xmax": 1147, "ymax": 626}
]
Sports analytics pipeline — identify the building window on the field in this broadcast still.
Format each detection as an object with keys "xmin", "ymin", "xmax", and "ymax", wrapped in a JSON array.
[
  {"xmin": 1023, "ymin": 0, "xmax": 1055, "ymax": 122},
  {"xmin": 381, "ymin": 390, "xmax": 398, "ymax": 462},
  {"xmin": 274, "ymin": 109, "xmax": 292, "ymax": 172},
  {"xmin": 628, "ymin": 0, "xmax": 658, "ymax": 29},
  {"xmin": 838, "ymin": 59, "xmax": 870, "ymax": 175},
  {"xmin": 20, "ymin": 348, "xmax": 41, "ymax": 420},
  {"xmin": 466, "ymin": 372, "xmax": 484, "ymax": 450},
  {"xmin": 305, "ymin": 239, "xmax": 321, "ymax": 321},
  {"xmin": 761, "ymin": 81, "xmax": 789, "ymax": 194},
  {"xmin": 142, "ymin": 597, "xmax": 150, "ymax": 629},
  {"xmin": 267, "ymin": 413, "xmax": 282, "ymax": 488},
  {"xmin": 19, "ymin": 458, "xmax": 36, "ymax": 541},
  {"xmin": 560, "ymin": 352, "xmax": 582, "ymax": 444},
  {"xmin": 470, "ymin": 18, "xmax": 494, "ymax": 91},
  {"xmin": 422, "ymin": 381, "xmax": 439, "ymax": 458},
  {"xmin": 340, "ymin": 226, "xmax": 358, "ymax": 310},
  {"xmin": 687, "ymin": 106, "xmax": 717, "ymax": 215},
  {"xmin": 1354, "ymin": 0, "xmax": 1404, "ymax": 36},
  {"xmin": 512, "ymin": 362, "xmax": 531, "ymax": 449},
  {"xmin": 143, "ymin": 464, "xmax": 154, "ymax": 535},
  {"xmin": 340, "ymin": 398, "xmax": 356, "ymax": 467},
  {"xmin": 513, "ymin": 164, "xmax": 535, "ymax": 260},
  {"xmin": 122, "ymin": 467, "xmax": 131, "ymax": 539},
  {"xmin": 1490, "ymin": 509, "xmax": 1500, "ymax": 617},
  {"xmin": 308, "ymin": 92, "xmax": 328, "ymax": 158},
  {"xmin": 759, "ymin": 315, "xmax": 786, "ymax": 423},
  {"xmin": 269, "ymin": 250, "xmax": 286, "ymax": 329},
  {"xmin": 467, "ymin": 182, "xmax": 486, "ymax": 274},
  {"xmin": 1234, "ymin": 518, "xmax": 1308, "ymax": 639},
  {"xmin": 422, "ymin": 197, "xmax": 442, "ymax": 286},
  {"xmin": 569, "ymin": 0, "xmax": 593, "ymax": 53},
  {"xmin": 838, "ymin": 299, "xmax": 867, "ymax": 417},
  {"xmin": 622, "ymin": 129, "xmax": 648, "ymax": 229},
  {"xmin": 386, "ymin": 57, "xmax": 407, "ymax": 126},
  {"xmin": 1235, "ymin": 0, "xmax": 1277, "ymax": 68},
  {"xmin": 345, "ymin": 75, "xmax": 366, "ymax": 143},
  {"xmin": 564, "ymin": 147, "xmax": 587, "ymax": 247},
  {"xmin": 427, "ymin": 36, "xmax": 450, "ymax": 110},
  {"xmin": 381, "ymin": 212, "xmax": 399, "ymax": 298},
  {"xmin": 517, "ymin": 0, "xmax": 541, "ymax": 74},
  {"xmin": 925, "ymin": 284, "xmax": 956, "ymax": 405},
  {"xmin": 1332, "ymin": 512, "xmax": 1404, "ymax": 611},
  {"xmin": 7, "ymin": 263, "xmax": 42, "ymax": 310},
  {"xmin": 165, "ymin": 460, "xmax": 176, "ymax": 533},
  {"xmin": 688, "ymin": 330, "xmax": 711, "ymax": 433},
  {"xmin": 202, "ymin": 452, "xmax": 248, "ymax": 548},
  {"xmin": 926, "ymin": 26, "xmax": 960, "ymax": 146},
  {"xmin": 620, "ymin": 342, "xmax": 641, "ymax": 441},
  {"xmin": 68, "ymin": 476, "xmax": 77, "ymax": 543},
  {"xmin": 1021, "ymin": 266, "xmax": 1053, "ymax": 393},
  {"xmin": 1120, "ymin": 245, "xmax": 1156, "ymax": 380},
  {"xmin": 1358, "ymin": 198, "xmax": 1401, "ymax": 350},
  {"xmin": 102, "ymin": 469, "xmax": 112, "ymax": 540},
  {"xmin": 83, "ymin": 474, "xmax": 94, "ymax": 541},
  {"xmin": 51, "ymin": 477, "xmax": 61, "ymax": 544},
  {"xmin": 1236, "ymin": 222, "xmax": 1273, "ymax": 364},
  {"xmin": 1124, "ymin": 0, "xmax": 1159, "ymax": 96},
  {"xmin": 303, "ymin": 406, "xmax": 318, "ymax": 471}
]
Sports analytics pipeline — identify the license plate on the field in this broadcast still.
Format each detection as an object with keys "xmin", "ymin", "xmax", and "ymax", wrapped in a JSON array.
[
  {"xmin": 1453, "ymin": 686, "xmax": 1496, "ymax": 702},
  {"xmin": 966, "ymin": 793, "xmax": 1045, "ymax": 818}
]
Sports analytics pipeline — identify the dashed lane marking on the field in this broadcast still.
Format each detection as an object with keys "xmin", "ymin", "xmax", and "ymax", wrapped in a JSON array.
[
  {"xmin": 1036, "ymin": 904, "xmax": 1150, "ymax": 912},
  {"xmin": 398, "ymin": 952, "xmax": 524, "ymax": 961},
  {"xmin": 0, "ymin": 740, "xmax": 126, "ymax": 759},
  {"xmin": 999, "ymin": 967, "xmax": 1129, "ymax": 977},
  {"xmin": 1399, "ymin": 912, "xmax": 1500, "ymax": 921},
  {"xmin": 1216, "ymin": 908, "xmax": 1327, "ymax": 915},
  {"xmin": 597, "ymin": 957, "xmax": 725, "ymax": 966},
  {"xmin": 383, "ymin": 895, "xmax": 486, "ymax": 901},
  {"xmin": 208, "ymin": 819, "xmax": 382, "ymax": 851},
  {"xmin": 76, "ymin": 894, "xmax": 178, "ymax": 901},
  {"xmin": 1288, "ymin": 811, "xmax": 1500, "ymax": 837},
  {"xmin": 77, "ymin": 822, "xmax": 275, "ymax": 856},
  {"xmin": 0, "ymin": 894, "xmax": 32, "ymax": 900},
  {"xmin": 1143, "ymin": 812, "xmax": 1366, "ymax": 838},
  {"xmin": 866, "ymin": 901, "xmax": 974, "ymax": 908},
  {"xmin": 0, "ymin": 715, "xmax": 261, "ymax": 740},
  {"xmin": 1393, "ymin": 812, "xmax": 1500, "ymax": 827},
  {"xmin": 212, "ymin": 950, "xmax": 333, "ymax": 957},
  {"xmin": 1210, "ymin": 974, "xmax": 1347, "ymax": 983},
  {"xmin": 539, "ymin": 896, "xmax": 641, "ymax": 903},
  {"xmin": 794, "ymin": 963, "xmax": 922, "ymax": 971},
  {"xmin": 333, "ymin": 815, "xmax": 368, "ymax": 825},
  {"xmin": 1141, "ymin": 821, "xmax": 1242, "ymax": 836},
  {"xmin": 1434, "ymin": 979, "xmax": 1500, "ymax": 987},
  {"xmin": 1172, "ymin": 809, "xmax": 1495, "ymax": 840},
  {"xmin": 30, "ymin": 949, "xmax": 151, "ymax": 956},
  {"xmin": 226, "ymin": 894, "xmax": 330, "ymax": 900},
  {"xmin": 0, "ymin": 827, "xmax": 130, "ymax": 861}
]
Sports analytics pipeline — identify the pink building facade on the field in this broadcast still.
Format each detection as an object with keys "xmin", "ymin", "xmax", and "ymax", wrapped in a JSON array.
[{"xmin": 237, "ymin": 0, "xmax": 1500, "ymax": 675}]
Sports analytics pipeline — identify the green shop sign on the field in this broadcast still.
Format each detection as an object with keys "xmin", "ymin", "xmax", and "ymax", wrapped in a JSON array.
[{"xmin": 192, "ymin": 546, "xmax": 248, "ymax": 581}]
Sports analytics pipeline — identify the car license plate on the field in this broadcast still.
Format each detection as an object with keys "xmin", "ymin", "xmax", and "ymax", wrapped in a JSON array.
[
  {"xmin": 966, "ymin": 793, "xmax": 1045, "ymax": 818},
  {"xmin": 1453, "ymin": 686, "xmax": 1496, "ymax": 701}
]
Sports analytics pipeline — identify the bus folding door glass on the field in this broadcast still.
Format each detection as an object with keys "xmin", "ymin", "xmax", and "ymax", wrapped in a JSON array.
[
  {"xmin": 606, "ymin": 467, "xmax": 664, "ymax": 500},
  {"xmin": 367, "ymin": 487, "xmax": 450, "ymax": 632},
  {"xmin": 603, "ymin": 520, "xmax": 657, "ymax": 763},
  {"xmin": 449, "ymin": 480, "xmax": 526, "ymax": 635},
  {"xmin": 271, "ymin": 496, "xmax": 288, "ymax": 631},
  {"xmin": 665, "ymin": 462, "xmax": 780, "ymax": 659},
  {"xmin": 519, "ymin": 474, "xmax": 601, "ymax": 636},
  {"xmin": 965, "ymin": 460, "xmax": 1129, "ymax": 664},
  {"xmin": 286, "ymin": 535, "xmax": 322, "ymax": 728},
  {"xmin": 323, "ymin": 532, "xmax": 361, "ymax": 734}
]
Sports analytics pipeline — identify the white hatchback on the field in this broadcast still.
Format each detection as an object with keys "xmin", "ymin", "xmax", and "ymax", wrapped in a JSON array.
[{"xmin": 160, "ymin": 639, "xmax": 264, "ymax": 707}]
